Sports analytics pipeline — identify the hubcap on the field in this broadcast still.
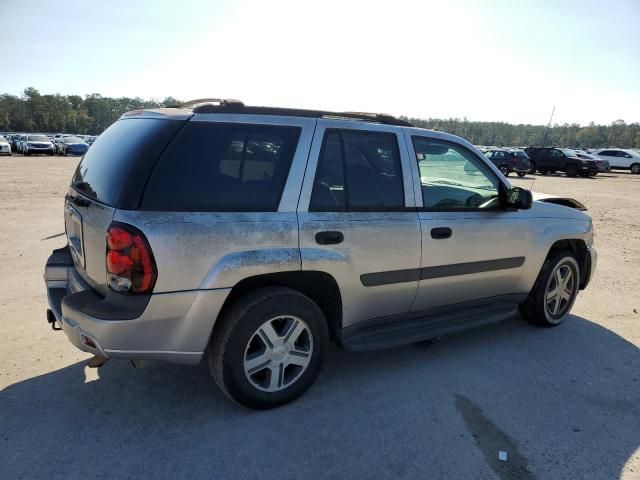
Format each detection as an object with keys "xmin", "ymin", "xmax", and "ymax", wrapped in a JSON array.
[
  {"xmin": 632, "ymin": 164, "xmax": 640, "ymax": 174},
  {"xmin": 243, "ymin": 316, "xmax": 313, "ymax": 392},
  {"xmin": 545, "ymin": 263, "xmax": 576, "ymax": 320}
]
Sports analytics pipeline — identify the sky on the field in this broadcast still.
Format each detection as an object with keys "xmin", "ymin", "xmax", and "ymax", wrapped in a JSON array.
[{"xmin": 2, "ymin": 0, "xmax": 639, "ymax": 125}]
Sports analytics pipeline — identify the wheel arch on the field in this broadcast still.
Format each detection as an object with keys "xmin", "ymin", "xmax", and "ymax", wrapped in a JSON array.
[{"xmin": 215, "ymin": 270, "xmax": 343, "ymax": 342}]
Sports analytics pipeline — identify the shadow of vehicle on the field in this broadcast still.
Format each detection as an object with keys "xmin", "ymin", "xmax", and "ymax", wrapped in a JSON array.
[{"xmin": 1, "ymin": 315, "xmax": 638, "ymax": 479}]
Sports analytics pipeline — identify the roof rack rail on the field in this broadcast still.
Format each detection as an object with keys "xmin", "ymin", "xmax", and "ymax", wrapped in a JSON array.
[
  {"xmin": 185, "ymin": 103, "xmax": 412, "ymax": 127},
  {"xmin": 179, "ymin": 98, "xmax": 245, "ymax": 109}
]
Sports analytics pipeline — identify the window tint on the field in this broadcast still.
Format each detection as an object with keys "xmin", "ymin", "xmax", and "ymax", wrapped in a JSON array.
[
  {"xmin": 142, "ymin": 122, "xmax": 301, "ymax": 212},
  {"xmin": 309, "ymin": 129, "xmax": 404, "ymax": 211},
  {"xmin": 72, "ymin": 118, "xmax": 184, "ymax": 208},
  {"xmin": 413, "ymin": 137, "xmax": 500, "ymax": 209}
]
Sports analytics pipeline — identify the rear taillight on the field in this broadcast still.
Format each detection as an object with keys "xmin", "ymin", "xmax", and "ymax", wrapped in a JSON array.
[{"xmin": 106, "ymin": 223, "xmax": 157, "ymax": 294}]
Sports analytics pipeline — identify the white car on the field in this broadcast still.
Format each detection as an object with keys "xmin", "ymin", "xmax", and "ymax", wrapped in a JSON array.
[
  {"xmin": 595, "ymin": 149, "xmax": 640, "ymax": 174},
  {"xmin": 0, "ymin": 135, "xmax": 11, "ymax": 156}
]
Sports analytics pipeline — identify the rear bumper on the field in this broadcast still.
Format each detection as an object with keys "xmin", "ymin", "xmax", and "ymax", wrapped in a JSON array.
[{"xmin": 44, "ymin": 246, "xmax": 231, "ymax": 365}]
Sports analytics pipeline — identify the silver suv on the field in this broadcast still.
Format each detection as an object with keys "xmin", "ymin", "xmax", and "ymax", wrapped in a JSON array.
[{"xmin": 44, "ymin": 100, "xmax": 597, "ymax": 409}]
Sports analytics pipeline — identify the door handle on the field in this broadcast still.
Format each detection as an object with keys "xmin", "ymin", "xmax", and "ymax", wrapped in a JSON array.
[
  {"xmin": 431, "ymin": 227, "xmax": 452, "ymax": 239},
  {"xmin": 315, "ymin": 231, "xmax": 344, "ymax": 245}
]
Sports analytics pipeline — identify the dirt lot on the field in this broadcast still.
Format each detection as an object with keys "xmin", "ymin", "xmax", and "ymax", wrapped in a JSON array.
[{"xmin": 1, "ymin": 155, "xmax": 638, "ymax": 479}]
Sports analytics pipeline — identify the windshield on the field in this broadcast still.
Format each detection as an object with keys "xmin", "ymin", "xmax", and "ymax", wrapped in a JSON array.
[
  {"xmin": 578, "ymin": 152, "xmax": 595, "ymax": 159},
  {"xmin": 0, "ymin": 136, "xmax": 6, "ymax": 142},
  {"xmin": 561, "ymin": 149, "xmax": 577, "ymax": 157},
  {"xmin": 64, "ymin": 136, "xmax": 84, "ymax": 144},
  {"xmin": 28, "ymin": 135, "xmax": 50, "ymax": 142}
]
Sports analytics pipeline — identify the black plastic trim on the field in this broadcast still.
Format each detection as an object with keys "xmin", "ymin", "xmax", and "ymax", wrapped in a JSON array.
[
  {"xmin": 340, "ymin": 295, "xmax": 526, "ymax": 351},
  {"xmin": 62, "ymin": 289, "xmax": 151, "ymax": 321},
  {"xmin": 360, "ymin": 257, "xmax": 525, "ymax": 287}
]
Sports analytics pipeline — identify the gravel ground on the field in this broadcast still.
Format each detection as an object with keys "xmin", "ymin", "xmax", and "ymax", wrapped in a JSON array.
[{"xmin": 1, "ymin": 155, "xmax": 638, "ymax": 480}]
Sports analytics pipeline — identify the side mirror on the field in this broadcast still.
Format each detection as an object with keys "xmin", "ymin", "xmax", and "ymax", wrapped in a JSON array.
[{"xmin": 505, "ymin": 186, "xmax": 532, "ymax": 210}]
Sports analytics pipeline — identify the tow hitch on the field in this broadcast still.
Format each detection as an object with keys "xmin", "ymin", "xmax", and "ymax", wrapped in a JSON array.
[{"xmin": 46, "ymin": 309, "xmax": 62, "ymax": 331}]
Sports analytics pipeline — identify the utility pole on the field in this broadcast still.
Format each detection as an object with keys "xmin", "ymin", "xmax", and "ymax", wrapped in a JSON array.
[{"xmin": 542, "ymin": 105, "xmax": 555, "ymax": 147}]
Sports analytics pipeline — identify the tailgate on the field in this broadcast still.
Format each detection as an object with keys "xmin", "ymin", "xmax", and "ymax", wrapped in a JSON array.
[{"xmin": 64, "ymin": 189, "xmax": 115, "ymax": 296}]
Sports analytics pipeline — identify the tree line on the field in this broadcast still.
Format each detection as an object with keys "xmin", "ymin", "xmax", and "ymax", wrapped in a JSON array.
[{"xmin": 1, "ymin": 88, "xmax": 639, "ymax": 148}]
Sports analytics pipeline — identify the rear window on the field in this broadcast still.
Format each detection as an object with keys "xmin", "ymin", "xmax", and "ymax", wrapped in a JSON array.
[
  {"xmin": 72, "ymin": 118, "xmax": 184, "ymax": 208},
  {"xmin": 141, "ymin": 122, "xmax": 301, "ymax": 212}
]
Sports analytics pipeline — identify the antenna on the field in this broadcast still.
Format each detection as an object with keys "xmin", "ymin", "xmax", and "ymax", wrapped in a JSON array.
[{"xmin": 542, "ymin": 105, "xmax": 555, "ymax": 147}]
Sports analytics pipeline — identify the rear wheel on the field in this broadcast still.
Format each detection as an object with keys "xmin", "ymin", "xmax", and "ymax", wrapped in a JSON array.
[
  {"xmin": 499, "ymin": 165, "xmax": 509, "ymax": 176},
  {"xmin": 209, "ymin": 287, "xmax": 328, "ymax": 409},
  {"xmin": 631, "ymin": 163, "xmax": 640, "ymax": 174},
  {"xmin": 529, "ymin": 162, "xmax": 537, "ymax": 174},
  {"xmin": 566, "ymin": 164, "xmax": 578, "ymax": 177},
  {"xmin": 517, "ymin": 171, "xmax": 526, "ymax": 177},
  {"xmin": 519, "ymin": 251, "xmax": 579, "ymax": 327}
]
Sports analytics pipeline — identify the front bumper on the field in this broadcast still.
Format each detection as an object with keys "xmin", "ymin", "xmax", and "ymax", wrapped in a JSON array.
[
  {"xmin": 44, "ymin": 246, "xmax": 231, "ymax": 365},
  {"xmin": 580, "ymin": 245, "xmax": 597, "ymax": 289}
]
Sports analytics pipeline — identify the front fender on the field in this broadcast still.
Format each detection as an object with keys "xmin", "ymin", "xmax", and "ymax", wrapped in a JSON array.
[{"xmin": 518, "ymin": 218, "xmax": 592, "ymax": 292}]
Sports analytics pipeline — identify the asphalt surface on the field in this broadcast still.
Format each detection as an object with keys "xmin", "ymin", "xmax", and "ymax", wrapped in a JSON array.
[{"xmin": 1, "ymin": 156, "xmax": 639, "ymax": 479}]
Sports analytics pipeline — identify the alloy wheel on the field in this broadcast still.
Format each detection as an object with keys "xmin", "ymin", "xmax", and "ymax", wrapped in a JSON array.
[
  {"xmin": 544, "ymin": 263, "xmax": 576, "ymax": 321},
  {"xmin": 243, "ymin": 316, "xmax": 313, "ymax": 392}
]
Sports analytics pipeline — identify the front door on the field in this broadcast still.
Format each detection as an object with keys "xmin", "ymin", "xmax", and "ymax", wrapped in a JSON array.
[
  {"xmin": 297, "ymin": 120, "xmax": 422, "ymax": 329},
  {"xmin": 405, "ymin": 132, "xmax": 532, "ymax": 311}
]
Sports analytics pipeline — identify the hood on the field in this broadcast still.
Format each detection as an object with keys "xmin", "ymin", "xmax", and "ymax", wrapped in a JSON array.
[{"xmin": 532, "ymin": 191, "xmax": 588, "ymax": 212}]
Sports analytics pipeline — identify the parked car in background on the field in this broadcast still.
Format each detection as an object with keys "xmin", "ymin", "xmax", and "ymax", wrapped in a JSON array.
[
  {"xmin": 23, "ymin": 134, "xmax": 55, "ymax": 156},
  {"xmin": 595, "ymin": 149, "xmax": 640, "ymax": 174},
  {"xmin": 44, "ymin": 101, "xmax": 597, "ymax": 409},
  {"xmin": 57, "ymin": 136, "xmax": 89, "ymax": 156},
  {"xmin": 0, "ymin": 135, "xmax": 11, "ymax": 156},
  {"xmin": 17, "ymin": 134, "xmax": 29, "ymax": 153},
  {"xmin": 85, "ymin": 135, "xmax": 98, "ymax": 146},
  {"xmin": 575, "ymin": 151, "xmax": 609, "ymax": 175},
  {"xmin": 525, "ymin": 147, "xmax": 597, "ymax": 177},
  {"xmin": 483, "ymin": 148, "xmax": 531, "ymax": 177}
]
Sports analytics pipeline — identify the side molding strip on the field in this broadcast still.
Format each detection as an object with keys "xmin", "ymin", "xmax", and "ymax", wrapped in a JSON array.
[{"xmin": 360, "ymin": 257, "xmax": 525, "ymax": 287}]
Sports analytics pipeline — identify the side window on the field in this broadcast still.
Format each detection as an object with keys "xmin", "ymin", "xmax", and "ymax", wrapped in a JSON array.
[
  {"xmin": 142, "ymin": 122, "xmax": 301, "ymax": 212},
  {"xmin": 412, "ymin": 137, "xmax": 500, "ymax": 209},
  {"xmin": 309, "ymin": 129, "xmax": 404, "ymax": 211}
]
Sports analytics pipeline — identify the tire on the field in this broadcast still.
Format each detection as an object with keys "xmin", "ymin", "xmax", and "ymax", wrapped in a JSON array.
[
  {"xmin": 517, "ymin": 172, "xmax": 526, "ymax": 178},
  {"xmin": 529, "ymin": 162, "xmax": 537, "ymax": 174},
  {"xmin": 539, "ymin": 169, "xmax": 548, "ymax": 175},
  {"xmin": 499, "ymin": 165, "xmax": 509, "ymax": 176},
  {"xmin": 566, "ymin": 164, "xmax": 578, "ymax": 177},
  {"xmin": 631, "ymin": 163, "xmax": 640, "ymax": 174},
  {"xmin": 209, "ymin": 287, "xmax": 328, "ymax": 409},
  {"xmin": 519, "ymin": 251, "xmax": 580, "ymax": 327},
  {"xmin": 550, "ymin": 170, "xmax": 557, "ymax": 174},
  {"xmin": 590, "ymin": 172, "xmax": 598, "ymax": 176},
  {"xmin": 24, "ymin": 149, "xmax": 30, "ymax": 156}
]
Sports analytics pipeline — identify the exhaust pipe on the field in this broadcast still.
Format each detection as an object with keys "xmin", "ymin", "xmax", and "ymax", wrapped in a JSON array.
[{"xmin": 87, "ymin": 355, "xmax": 109, "ymax": 368}]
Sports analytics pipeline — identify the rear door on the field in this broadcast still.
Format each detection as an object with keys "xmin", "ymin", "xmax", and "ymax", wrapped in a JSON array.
[
  {"xmin": 405, "ymin": 131, "xmax": 532, "ymax": 311},
  {"xmin": 297, "ymin": 120, "xmax": 421, "ymax": 329}
]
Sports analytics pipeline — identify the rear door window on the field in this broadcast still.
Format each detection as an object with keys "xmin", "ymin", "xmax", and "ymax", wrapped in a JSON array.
[
  {"xmin": 142, "ymin": 122, "xmax": 301, "ymax": 212},
  {"xmin": 309, "ymin": 129, "xmax": 404, "ymax": 211},
  {"xmin": 72, "ymin": 118, "xmax": 184, "ymax": 208}
]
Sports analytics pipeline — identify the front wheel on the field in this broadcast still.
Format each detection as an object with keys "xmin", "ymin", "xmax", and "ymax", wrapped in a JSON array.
[
  {"xmin": 517, "ymin": 171, "xmax": 526, "ymax": 177},
  {"xmin": 631, "ymin": 163, "xmax": 640, "ymax": 174},
  {"xmin": 209, "ymin": 287, "xmax": 328, "ymax": 409},
  {"xmin": 566, "ymin": 164, "xmax": 578, "ymax": 177},
  {"xmin": 499, "ymin": 165, "xmax": 509, "ymax": 176},
  {"xmin": 519, "ymin": 251, "xmax": 580, "ymax": 327}
]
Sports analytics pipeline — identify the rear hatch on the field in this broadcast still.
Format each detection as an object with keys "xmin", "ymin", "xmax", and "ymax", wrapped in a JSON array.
[{"xmin": 65, "ymin": 115, "xmax": 187, "ymax": 294}]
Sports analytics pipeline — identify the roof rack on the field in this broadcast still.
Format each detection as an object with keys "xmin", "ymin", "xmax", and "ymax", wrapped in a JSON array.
[
  {"xmin": 175, "ymin": 100, "xmax": 412, "ymax": 127},
  {"xmin": 179, "ymin": 98, "xmax": 245, "ymax": 109}
]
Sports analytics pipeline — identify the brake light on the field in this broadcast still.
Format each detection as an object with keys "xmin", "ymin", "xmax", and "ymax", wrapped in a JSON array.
[{"xmin": 106, "ymin": 223, "xmax": 157, "ymax": 294}]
